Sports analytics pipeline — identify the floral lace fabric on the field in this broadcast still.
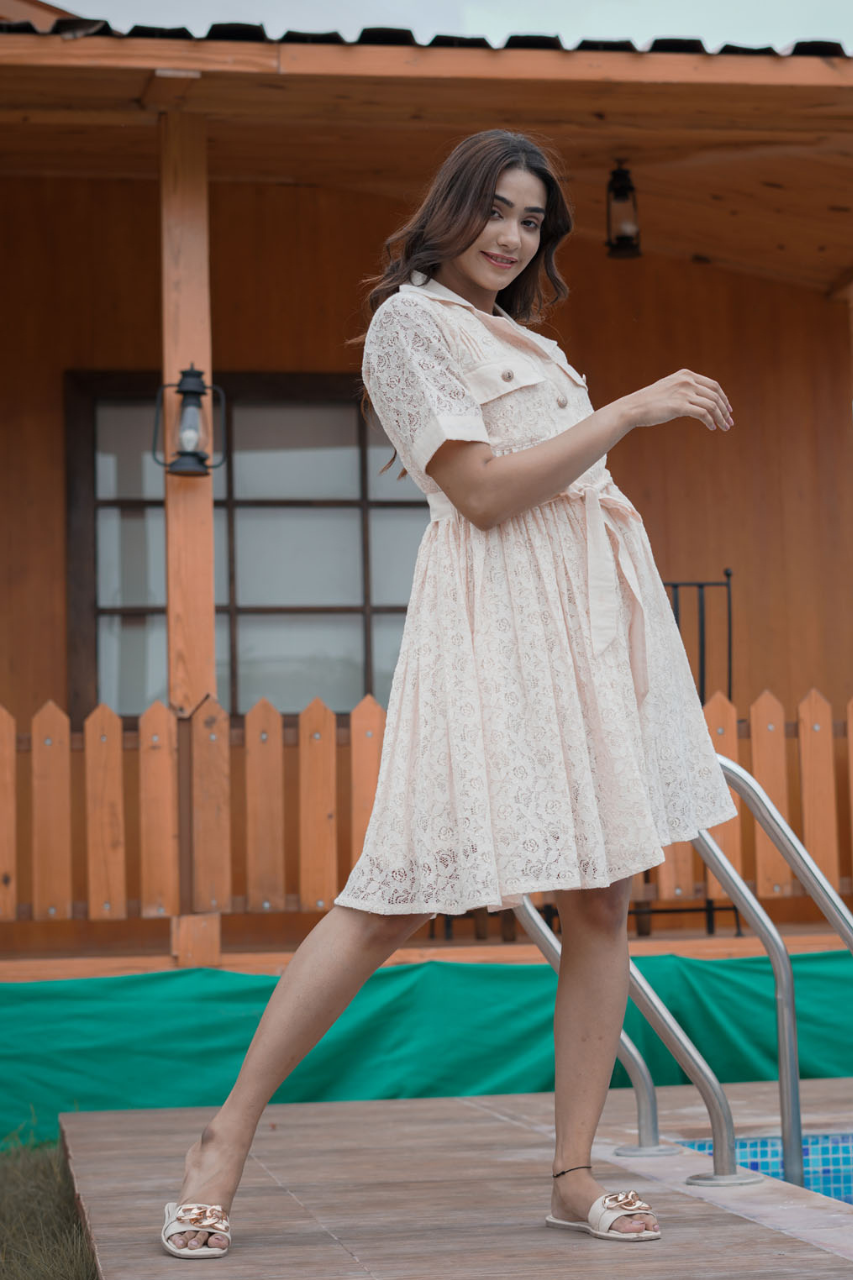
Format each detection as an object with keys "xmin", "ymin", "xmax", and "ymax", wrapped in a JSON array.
[{"xmin": 334, "ymin": 280, "xmax": 738, "ymax": 918}]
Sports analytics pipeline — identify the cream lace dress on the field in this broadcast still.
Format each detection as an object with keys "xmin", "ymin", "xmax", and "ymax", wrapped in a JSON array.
[{"xmin": 334, "ymin": 272, "xmax": 738, "ymax": 918}]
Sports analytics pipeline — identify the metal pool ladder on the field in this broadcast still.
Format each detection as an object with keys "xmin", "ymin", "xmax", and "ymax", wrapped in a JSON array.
[{"xmin": 513, "ymin": 753, "xmax": 853, "ymax": 1189}]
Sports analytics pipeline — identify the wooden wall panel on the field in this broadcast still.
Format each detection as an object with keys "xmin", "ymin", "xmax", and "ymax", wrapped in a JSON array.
[
  {"xmin": 0, "ymin": 176, "xmax": 161, "ymax": 725},
  {"xmin": 558, "ymin": 243, "xmax": 853, "ymax": 716},
  {"xmin": 0, "ymin": 705, "xmax": 15, "ymax": 920}
]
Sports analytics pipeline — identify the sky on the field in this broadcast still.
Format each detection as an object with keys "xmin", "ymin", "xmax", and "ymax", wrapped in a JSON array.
[{"xmin": 77, "ymin": 0, "xmax": 853, "ymax": 50}]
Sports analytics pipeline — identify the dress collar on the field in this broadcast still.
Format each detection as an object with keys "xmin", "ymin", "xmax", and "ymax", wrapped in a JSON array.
[
  {"xmin": 400, "ymin": 269, "xmax": 517, "ymax": 321},
  {"xmin": 399, "ymin": 270, "xmax": 585, "ymax": 384}
]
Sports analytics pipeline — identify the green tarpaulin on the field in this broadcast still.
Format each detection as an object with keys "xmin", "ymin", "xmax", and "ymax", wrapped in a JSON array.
[{"xmin": 2, "ymin": 951, "xmax": 851, "ymax": 1147}]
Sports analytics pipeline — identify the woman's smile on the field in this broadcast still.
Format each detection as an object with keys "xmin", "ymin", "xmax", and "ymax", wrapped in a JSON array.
[{"xmin": 481, "ymin": 250, "xmax": 518, "ymax": 269}]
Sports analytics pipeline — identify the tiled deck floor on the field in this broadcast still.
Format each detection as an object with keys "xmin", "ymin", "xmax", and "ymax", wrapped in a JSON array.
[{"xmin": 62, "ymin": 1077, "xmax": 853, "ymax": 1279}]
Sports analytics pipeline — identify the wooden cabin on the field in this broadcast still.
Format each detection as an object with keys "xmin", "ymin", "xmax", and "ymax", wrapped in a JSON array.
[{"xmin": 0, "ymin": 17, "xmax": 852, "ymax": 973}]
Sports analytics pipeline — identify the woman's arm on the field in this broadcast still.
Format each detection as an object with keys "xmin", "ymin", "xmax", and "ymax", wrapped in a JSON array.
[{"xmin": 426, "ymin": 368, "xmax": 733, "ymax": 531}]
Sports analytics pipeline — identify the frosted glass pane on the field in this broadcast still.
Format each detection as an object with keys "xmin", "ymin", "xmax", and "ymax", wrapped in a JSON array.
[
  {"xmin": 233, "ymin": 403, "xmax": 359, "ymax": 499},
  {"xmin": 97, "ymin": 508, "xmax": 226, "ymax": 607},
  {"xmin": 211, "ymin": 458, "xmax": 227, "ymax": 500},
  {"xmin": 95, "ymin": 400, "xmax": 226, "ymax": 499},
  {"xmin": 98, "ymin": 615, "xmax": 167, "ymax": 715},
  {"xmin": 96, "ymin": 400, "xmax": 226, "ymax": 499},
  {"xmin": 235, "ymin": 508, "xmax": 362, "ymax": 606},
  {"xmin": 97, "ymin": 508, "xmax": 165, "ymax": 607},
  {"xmin": 237, "ymin": 614, "xmax": 363, "ymax": 713},
  {"xmin": 214, "ymin": 507, "xmax": 229, "ymax": 606},
  {"xmin": 96, "ymin": 401, "xmax": 163, "ymax": 499},
  {"xmin": 369, "ymin": 507, "xmax": 429, "ymax": 606},
  {"xmin": 98, "ymin": 614, "xmax": 229, "ymax": 715},
  {"xmin": 367, "ymin": 425, "xmax": 424, "ymax": 501},
  {"xmin": 372, "ymin": 613, "xmax": 406, "ymax": 708}
]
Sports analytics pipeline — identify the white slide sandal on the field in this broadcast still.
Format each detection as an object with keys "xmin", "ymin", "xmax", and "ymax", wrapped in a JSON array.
[
  {"xmin": 161, "ymin": 1202, "xmax": 232, "ymax": 1259},
  {"xmin": 545, "ymin": 1189, "xmax": 661, "ymax": 1241}
]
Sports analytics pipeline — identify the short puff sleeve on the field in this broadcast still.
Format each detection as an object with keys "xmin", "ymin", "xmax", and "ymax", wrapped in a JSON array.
[{"xmin": 363, "ymin": 294, "xmax": 491, "ymax": 481}]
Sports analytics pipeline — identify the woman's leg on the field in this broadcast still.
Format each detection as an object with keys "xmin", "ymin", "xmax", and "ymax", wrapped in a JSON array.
[
  {"xmin": 170, "ymin": 903, "xmax": 433, "ymax": 1251},
  {"xmin": 548, "ymin": 878, "xmax": 659, "ymax": 1235}
]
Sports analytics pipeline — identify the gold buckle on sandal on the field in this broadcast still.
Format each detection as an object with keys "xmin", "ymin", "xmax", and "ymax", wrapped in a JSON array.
[
  {"xmin": 601, "ymin": 1190, "xmax": 651, "ymax": 1213},
  {"xmin": 175, "ymin": 1203, "xmax": 230, "ymax": 1232}
]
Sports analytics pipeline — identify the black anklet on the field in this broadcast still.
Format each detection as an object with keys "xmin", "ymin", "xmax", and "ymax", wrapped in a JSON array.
[{"xmin": 552, "ymin": 1163, "xmax": 592, "ymax": 1178}]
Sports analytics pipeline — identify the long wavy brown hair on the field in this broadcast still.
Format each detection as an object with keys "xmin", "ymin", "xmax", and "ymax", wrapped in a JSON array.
[{"xmin": 362, "ymin": 129, "xmax": 574, "ymax": 478}]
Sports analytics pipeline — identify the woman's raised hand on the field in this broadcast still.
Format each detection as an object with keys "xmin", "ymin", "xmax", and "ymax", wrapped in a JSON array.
[{"xmin": 622, "ymin": 370, "xmax": 734, "ymax": 432}]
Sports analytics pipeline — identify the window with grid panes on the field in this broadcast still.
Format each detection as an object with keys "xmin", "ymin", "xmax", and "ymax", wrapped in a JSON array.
[{"xmin": 93, "ymin": 382, "xmax": 429, "ymax": 716}]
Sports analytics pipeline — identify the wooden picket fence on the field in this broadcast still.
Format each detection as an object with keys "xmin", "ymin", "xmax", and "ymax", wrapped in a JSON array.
[{"xmin": 0, "ymin": 689, "xmax": 851, "ymax": 943}]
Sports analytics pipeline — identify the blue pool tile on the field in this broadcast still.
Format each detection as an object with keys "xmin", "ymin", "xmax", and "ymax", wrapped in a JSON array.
[{"xmin": 679, "ymin": 1132, "xmax": 853, "ymax": 1204}]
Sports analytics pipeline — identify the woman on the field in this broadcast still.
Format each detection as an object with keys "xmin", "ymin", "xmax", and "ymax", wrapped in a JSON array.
[{"xmin": 162, "ymin": 129, "xmax": 737, "ymax": 1258}]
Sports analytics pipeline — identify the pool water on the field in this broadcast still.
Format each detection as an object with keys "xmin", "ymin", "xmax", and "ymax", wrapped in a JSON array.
[{"xmin": 679, "ymin": 1133, "xmax": 853, "ymax": 1203}]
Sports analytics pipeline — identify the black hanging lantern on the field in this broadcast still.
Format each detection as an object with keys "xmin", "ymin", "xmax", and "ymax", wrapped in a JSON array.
[
  {"xmin": 605, "ymin": 160, "xmax": 641, "ymax": 259},
  {"xmin": 152, "ymin": 363, "xmax": 227, "ymax": 476}
]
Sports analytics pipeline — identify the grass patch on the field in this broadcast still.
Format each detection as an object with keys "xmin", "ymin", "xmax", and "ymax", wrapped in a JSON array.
[{"xmin": 0, "ymin": 1137, "xmax": 97, "ymax": 1280}]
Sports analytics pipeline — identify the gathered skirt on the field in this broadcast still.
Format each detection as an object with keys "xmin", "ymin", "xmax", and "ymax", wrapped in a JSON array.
[{"xmin": 334, "ymin": 468, "xmax": 738, "ymax": 917}]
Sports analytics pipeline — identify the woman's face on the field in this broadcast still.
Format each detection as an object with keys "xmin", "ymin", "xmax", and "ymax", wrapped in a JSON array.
[{"xmin": 437, "ymin": 165, "xmax": 548, "ymax": 311}]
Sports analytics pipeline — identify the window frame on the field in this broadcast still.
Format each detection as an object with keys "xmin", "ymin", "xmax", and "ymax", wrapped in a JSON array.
[{"xmin": 65, "ymin": 370, "xmax": 426, "ymax": 727}]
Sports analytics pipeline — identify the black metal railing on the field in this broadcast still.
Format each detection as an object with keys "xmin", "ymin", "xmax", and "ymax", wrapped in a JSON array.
[{"xmin": 665, "ymin": 567, "xmax": 733, "ymax": 704}]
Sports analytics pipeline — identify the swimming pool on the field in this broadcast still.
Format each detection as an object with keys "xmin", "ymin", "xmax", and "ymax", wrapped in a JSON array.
[{"xmin": 679, "ymin": 1133, "xmax": 853, "ymax": 1202}]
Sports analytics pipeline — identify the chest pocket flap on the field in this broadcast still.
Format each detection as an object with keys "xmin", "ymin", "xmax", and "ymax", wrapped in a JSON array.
[
  {"xmin": 554, "ymin": 354, "xmax": 588, "ymax": 387},
  {"xmin": 464, "ymin": 357, "xmax": 548, "ymax": 405}
]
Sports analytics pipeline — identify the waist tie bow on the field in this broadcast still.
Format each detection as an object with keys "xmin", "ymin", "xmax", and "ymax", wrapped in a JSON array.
[
  {"xmin": 425, "ymin": 468, "xmax": 650, "ymax": 705},
  {"xmin": 561, "ymin": 469, "xmax": 649, "ymax": 706}
]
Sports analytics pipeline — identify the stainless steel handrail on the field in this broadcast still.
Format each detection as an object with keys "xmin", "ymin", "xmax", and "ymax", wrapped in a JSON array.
[
  {"xmin": 512, "ymin": 753, "xmax": 853, "ymax": 1188},
  {"xmin": 513, "ymin": 894, "xmax": 759, "ymax": 1181},
  {"xmin": 625, "ymin": 959, "xmax": 758, "ymax": 1183},
  {"xmin": 716, "ymin": 754, "xmax": 853, "ymax": 952},
  {"xmin": 691, "ymin": 828, "xmax": 803, "ymax": 1185},
  {"xmin": 614, "ymin": 1030, "xmax": 666, "ymax": 1154}
]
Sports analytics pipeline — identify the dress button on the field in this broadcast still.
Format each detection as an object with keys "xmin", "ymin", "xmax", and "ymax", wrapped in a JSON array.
[
  {"xmin": 556, "ymin": 394, "xmax": 568, "ymax": 408},
  {"xmin": 501, "ymin": 369, "xmax": 514, "ymax": 382}
]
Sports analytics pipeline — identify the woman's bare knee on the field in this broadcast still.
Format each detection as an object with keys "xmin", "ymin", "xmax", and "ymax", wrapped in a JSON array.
[
  {"xmin": 335, "ymin": 903, "xmax": 432, "ymax": 949},
  {"xmin": 553, "ymin": 878, "xmax": 632, "ymax": 934}
]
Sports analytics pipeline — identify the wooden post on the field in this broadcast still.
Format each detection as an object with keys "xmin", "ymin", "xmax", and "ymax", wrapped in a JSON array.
[
  {"xmin": 159, "ymin": 110, "xmax": 216, "ymax": 718},
  {"xmin": 170, "ymin": 912, "xmax": 221, "ymax": 968}
]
